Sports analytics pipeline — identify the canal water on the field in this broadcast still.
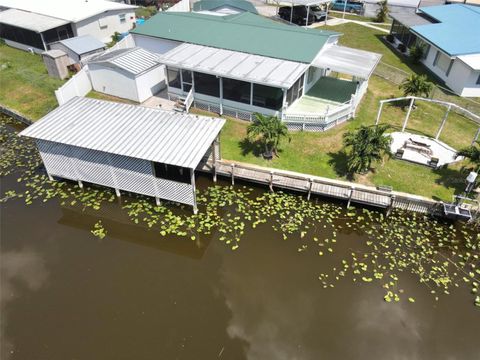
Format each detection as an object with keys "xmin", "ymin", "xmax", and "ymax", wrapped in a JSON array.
[{"xmin": 1, "ymin": 119, "xmax": 479, "ymax": 360}]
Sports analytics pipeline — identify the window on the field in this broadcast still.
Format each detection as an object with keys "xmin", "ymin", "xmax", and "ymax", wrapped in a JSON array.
[
  {"xmin": 252, "ymin": 84, "xmax": 283, "ymax": 110},
  {"xmin": 167, "ymin": 67, "xmax": 181, "ymax": 89},
  {"xmin": 476, "ymin": 74, "xmax": 480, "ymax": 85},
  {"xmin": 193, "ymin": 72, "xmax": 220, "ymax": 97},
  {"xmin": 222, "ymin": 78, "xmax": 251, "ymax": 104},
  {"xmin": 119, "ymin": 14, "xmax": 126, "ymax": 23},
  {"xmin": 434, "ymin": 51, "xmax": 452, "ymax": 74},
  {"xmin": 153, "ymin": 163, "xmax": 190, "ymax": 184},
  {"xmin": 181, "ymin": 70, "xmax": 193, "ymax": 92}
]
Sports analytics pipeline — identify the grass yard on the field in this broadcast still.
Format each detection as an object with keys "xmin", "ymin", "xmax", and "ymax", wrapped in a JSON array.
[
  {"xmin": 86, "ymin": 91, "xmax": 137, "ymax": 105},
  {"xmin": 0, "ymin": 44, "xmax": 65, "ymax": 120}
]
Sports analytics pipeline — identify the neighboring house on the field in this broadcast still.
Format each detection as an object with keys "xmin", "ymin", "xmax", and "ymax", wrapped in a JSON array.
[
  {"xmin": 88, "ymin": 47, "xmax": 166, "ymax": 102},
  {"xmin": 390, "ymin": 4, "xmax": 480, "ymax": 97},
  {"xmin": 130, "ymin": 11, "xmax": 381, "ymax": 131},
  {"xmin": 50, "ymin": 35, "xmax": 106, "ymax": 66},
  {"xmin": 19, "ymin": 97, "xmax": 225, "ymax": 214},
  {"xmin": 362, "ymin": 0, "xmax": 446, "ymax": 18},
  {"xmin": 0, "ymin": 0, "xmax": 136, "ymax": 53},
  {"xmin": 192, "ymin": 0, "xmax": 259, "ymax": 15}
]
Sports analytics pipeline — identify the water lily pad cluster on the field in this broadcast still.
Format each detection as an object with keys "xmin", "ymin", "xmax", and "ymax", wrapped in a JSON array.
[{"xmin": 1, "ymin": 117, "xmax": 479, "ymax": 307}]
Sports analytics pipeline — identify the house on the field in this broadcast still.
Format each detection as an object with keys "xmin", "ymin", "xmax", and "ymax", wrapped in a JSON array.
[
  {"xmin": 390, "ymin": 4, "xmax": 480, "ymax": 97},
  {"xmin": 49, "ymin": 35, "xmax": 106, "ymax": 66},
  {"xmin": 0, "ymin": 0, "xmax": 136, "ymax": 53},
  {"xmin": 130, "ymin": 11, "xmax": 381, "ymax": 131},
  {"xmin": 19, "ymin": 97, "xmax": 225, "ymax": 213},
  {"xmin": 88, "ymin": 47, "xmax": 166, "ymax": 102},
  {"xmin": 192, "ymin": 0, "xmax": 259, "ymax": 15}
]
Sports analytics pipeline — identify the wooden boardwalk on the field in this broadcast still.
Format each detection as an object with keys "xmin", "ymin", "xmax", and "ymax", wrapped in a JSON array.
[{"xmin": 198, "ymin": 160, "xmax": 442, "ymax": 214}]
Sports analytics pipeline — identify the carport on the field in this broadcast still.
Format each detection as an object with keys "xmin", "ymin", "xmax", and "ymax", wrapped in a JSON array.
[{"xmin": 280, "ymin": 0, "xmax": 331, "ymax": 26}]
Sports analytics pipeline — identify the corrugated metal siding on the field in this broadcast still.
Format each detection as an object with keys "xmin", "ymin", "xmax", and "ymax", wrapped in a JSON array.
[
  {"xmin": 89, "ymin": 47, "xmax": 160, "ymax": 76},
  {"xmin": 37, "ymin": 140, "xmax": 195, "ymax": 206},
  {"xmin": 20, "ymin": 97, "xmax": 225, "ymax": 169}
]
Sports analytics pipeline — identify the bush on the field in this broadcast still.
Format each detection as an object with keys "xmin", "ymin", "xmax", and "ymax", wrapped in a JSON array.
[
  {"xmin": 409, "ymin": 44, "xmax": 425, "ymax": 64},
  {"xmin": 397, "ymin": 43, "xmax": 407, "ymax": 53},
  {"xmin": 386, "ymin": 34, "xmax": 394, "ymax": 43},
  {"xmin": 374, "ymin": 0, "xmax": 388, "ymax": 23}
]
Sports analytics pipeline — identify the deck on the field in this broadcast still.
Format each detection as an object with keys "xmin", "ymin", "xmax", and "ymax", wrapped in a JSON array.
[
  {"xmin": 286, "ymin": 77, "xmax": 358, "ymax": 115},
  {"xmin": 198, "ymin": 160, "xmax": 442, "ymax": 214}
]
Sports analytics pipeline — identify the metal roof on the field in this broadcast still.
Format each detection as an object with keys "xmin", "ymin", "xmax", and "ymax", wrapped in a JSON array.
[
  {"xmin": 0, "ymin": 0, "xmax": 136, "ymax": 23},
  {"xmin": 131, "ymin": 11, "xmax": 337, "ymax": 63},
  {"xmin": 458, "ymin": 54, "xmax": 480, "ymax": 71},
  {"xmin": 411, "ymin": 4, "xmax": 480, "ymax": 56},
  {"xmin": 57, "ymin": 35, "xmax": 105, "ymax": 55},
  {"xmin": 389, "ymin": 7, "xmax": 434, "ymax": 28},
  {"xmin": 20, "ymin": 97, "xmax": 226, "ymax": 169},
  {"xmin": 89, "ymin": 47, "xmax": 160, "ymax": 76},
  {"xmin": 312, "ymin": 45, "xmax": 382, "ymax": 79},
  {"xmin": 43, "ymin": 49, "xmax": 67, "ymax": 58},
  {"xmin": 159, "ymin": 43, "xmax": 308, "ymax": 89},
  {"xmin": 0, "ymin": 8, "xmax": 69, "ymax": 33},
  {"xmin": 193, "ymin": 0, "xmax": 258, "ymax": 14}
]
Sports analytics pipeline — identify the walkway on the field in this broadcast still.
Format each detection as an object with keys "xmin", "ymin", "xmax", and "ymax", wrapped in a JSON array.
[{"xmin": 309, "ymin": 17, "xmax": 391, "ymax": 33}]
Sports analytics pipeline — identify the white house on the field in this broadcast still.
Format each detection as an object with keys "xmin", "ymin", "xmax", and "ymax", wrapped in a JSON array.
[
  {"xmin": 88, "ymin": 47, "xmax": 166, "ymax": 103},
  {"xmin": 390, "ymin": 4, "xmax": 480, "ymax": 97},
  {"xmin": 129, "ymin": 11, "xmax": 381, "ymax": 131},
  {"xmin": 0, "ymin": 0, "xmax": 136, "ymax": 53}
]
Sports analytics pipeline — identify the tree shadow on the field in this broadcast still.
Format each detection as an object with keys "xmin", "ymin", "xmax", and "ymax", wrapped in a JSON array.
[
  {"xmin": 327, "ymin": 151, "xmax": 354, "ymax": 180},
  {"xmin": 432, "ymin": 165, "xmax": 470, "ymax": 199},
  {"xmin": 238, "ymin": 137, "xmax": 263, "ymax": 157}
]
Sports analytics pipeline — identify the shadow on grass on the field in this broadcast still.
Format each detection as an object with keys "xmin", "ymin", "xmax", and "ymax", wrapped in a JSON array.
[
  {"xmin": 431, "ymin": 166, "xmax": 469, "ymax": 200},
  {"xmin": 328, "ymin": 151, "xmax": 354, "ymax": 180},
  {"xmin": 239, "ymin": 138, "xmax": 263, "ymax": 157}
]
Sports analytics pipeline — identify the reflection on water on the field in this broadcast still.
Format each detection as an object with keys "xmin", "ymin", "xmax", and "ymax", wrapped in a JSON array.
[
  {"xmin": 1, "ymin": 248, "xmax": 49, "ymax": 359},
  {"xmin": 1, "ymin": 174, "xmax": 480, "ymax": 360}
]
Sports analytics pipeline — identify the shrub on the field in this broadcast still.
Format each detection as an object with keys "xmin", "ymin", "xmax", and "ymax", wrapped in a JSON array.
[
  {"xmin": 398, "ymin": 43, "xmax": 407, "ymax": 53},
  {"xmin": 374, "ymin": 0, "xmax": 389, "ymax": 23},
  {"xmin": 386, "ymin": 34, "xmax": 394, "ymax": 43},
  {"xmin": 409, "ymin": 44, "xmax": 425, "ymax": 64}
]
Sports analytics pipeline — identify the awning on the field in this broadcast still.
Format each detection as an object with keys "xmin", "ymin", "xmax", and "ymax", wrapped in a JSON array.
[
  {"xmin": 0, "ymin": 8, "xmax": 69, "ymax": 33},
  {"xmin": 311, "ymin": 45, "xmax": 382, "ymax": 79},
  {"xmin": 159, "ymin": 43, "xmax": 309, "ymax": 89}
]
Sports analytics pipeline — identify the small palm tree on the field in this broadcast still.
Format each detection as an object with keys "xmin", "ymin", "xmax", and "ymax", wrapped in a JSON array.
[
  {"xmin": 400, "ymin": 74, "xmax": 433, "ymax": 98},
  {"xmin": 457, "ymin": 140, "xmax": 480, "ymax": 170},
  {"xmin": 247, "ymin": 113, "xmax": 290, "ymax": 159},
  {"xmin": 374, "ymin": 0, "xmax": 388, "ymax": 23},
  {"xmin": 343, "ymin": 124, "xmax": 392, "ymax": 174}
]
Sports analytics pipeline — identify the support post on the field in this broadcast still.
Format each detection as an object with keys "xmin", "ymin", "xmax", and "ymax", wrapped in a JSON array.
[
  {"xmin": 219, "ymin": 77, "xmax": 223, "ymax": 115},
  {"xmin": 325, "ymin": 6, "xmax": 329, "ymax": 25},
  {"xmin": 306, "ymin": 5, "xmax": 310, "ymax": 26},
  {"xmin": 435, "ymin": 104, "xmax": 451, "ymax": 140},
  {"xmin": 115, "ymin": 188, "xmax": 121, "ymax": 197},
  {"xmin": 190, "ymin": 169, "xmax": 198, "ymax": 215},
  {"xmin": 231, "ymin": 163, "xmax": 235, "ymax": 185},
  {"xmin": 402, "ymin": 97, "xmax": 415, "ymax": 132},
  {"xmin": 155, "ymin": 197, "xmax": 161, "ymax": 206},
  {"xmin": 307, "ymin": 178, "xmax": 313, "ymax": 200},
  {"xmin": 290, "ymin": 1, "xmax": 293, "ymax": 24},
  {"xmin": 40, "ymin": 32, "xmax": 47, "ymax": 51},
  {"xmin": 473, "ymin": 127, "xmax": 480, "ymax": 145},
  {"xmin": 347, "ymin": 186, "xmax": 354, "ymax": 208},
  {"xmin": 375, "ymin": 102, "xmax": 384, "ymax": 125},
  {"xmin": 387, "ymin": 195, "xmax": 396, "ymax": 216},
  {"xmin": 78, "ymin": 180, "xmax": 83, "ymax": 189},
  {"xmin": 269, "ymin": 171, "xmax": 274, "ymax": 192},
  {"xmin": 212, "ymin": 140, "xmax": 217, "ymax": 183},
  {"xmin": 46, "ymin": 171, "xmax": 54, "ymax": 181}
]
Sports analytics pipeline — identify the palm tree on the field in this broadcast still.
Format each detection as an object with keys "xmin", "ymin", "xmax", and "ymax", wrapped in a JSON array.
[
  {"xmin": 400, "ymin": 74, "xmax": 433, "ymax": 98},
  {"xmin": 374, "ymin": 0, "xmax": 388, "ymax": 23},
  {"xmin": 247, "ymin": 113, "xmax": 290, "ymax": 159},
  {"xmin": 343, "ymin": 124, "xmax": 392, "ymax": 174},
  {"xmin": 457, "ymin": 140, "xmax": 480, "ymax": 170}
]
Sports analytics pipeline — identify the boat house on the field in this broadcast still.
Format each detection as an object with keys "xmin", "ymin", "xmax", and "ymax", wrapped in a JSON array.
[
  {"xmin": 130, "ymin": 11, "xmax": 381, "ymax": 131},
  {"xmin": 19, "ymin": 97, "xmax": 225, "ymax": 213}
]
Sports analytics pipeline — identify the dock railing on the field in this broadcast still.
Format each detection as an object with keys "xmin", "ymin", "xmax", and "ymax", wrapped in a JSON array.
[{"xmin": 199, "ymin": 159, "xmax": 444, "ymax": 214}]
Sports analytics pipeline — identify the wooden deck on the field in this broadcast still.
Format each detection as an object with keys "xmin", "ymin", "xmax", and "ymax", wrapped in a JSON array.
[{"xmin": 198, "ymin": 160, "xmax": 442, "ymax": 214}]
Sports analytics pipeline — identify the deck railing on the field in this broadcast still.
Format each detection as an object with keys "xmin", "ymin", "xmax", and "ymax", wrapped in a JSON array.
[{"xmin": 185, "ymin": 88, "xmax": 194, "ymax": 113}]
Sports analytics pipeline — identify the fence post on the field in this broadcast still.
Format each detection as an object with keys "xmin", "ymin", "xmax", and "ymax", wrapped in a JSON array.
[
  {"xmin": 402, "ymin": 97, "xmax": 415, "ymax": 132},
  {"xmin": 307, "ymin": 178, "xmax": 313, "ymax": 200},
  {"xmin": 231, "ymin": 163, "xmax": 235, "ymax": 185},
  {"xmin": 269, "ymin": 171, "xmax": 274, "ymax": 192},
  {"xmin": 375, "ymin": 102, "xmax": 384, "ymax": 125},
  {"xmin": 435, "ymin": 104, "xmax": 451, "ymax": 140},
  {"xmin": 387, "ymin": 194, "xmax": 396, "ymax": 216},
  {"xmin": 347, "ymin": 186, "xmax": 354, "ymax": 208}
]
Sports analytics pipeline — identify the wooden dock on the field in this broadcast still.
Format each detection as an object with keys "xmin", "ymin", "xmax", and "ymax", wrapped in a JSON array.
[{"xmin": 198, "ymin": 160, "xmax": 442, "ymax": 214}]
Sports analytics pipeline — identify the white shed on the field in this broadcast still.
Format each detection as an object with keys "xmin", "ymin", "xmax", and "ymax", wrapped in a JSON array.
[
  {"xmin": 88, "ymin": 47, "xmax": 166, "ymax": 103},
  {"xmin": 49, "ymin": 35, "xmax": 106, "ymax": 65}
]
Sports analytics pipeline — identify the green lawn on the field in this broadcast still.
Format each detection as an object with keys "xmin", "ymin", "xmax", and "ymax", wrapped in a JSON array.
[{"xmin": 0, "ymin": 44, "xmax": 65, "ymax": 120}]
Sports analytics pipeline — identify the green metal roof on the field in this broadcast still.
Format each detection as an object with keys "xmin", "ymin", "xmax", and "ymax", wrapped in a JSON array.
[
  {"xmin": 131, "ymin": 12, "xmax": 338, "ymax": 63},
  {"xmin": 192, "ymin": 0, "xmax": 258, "ymax": 14}
]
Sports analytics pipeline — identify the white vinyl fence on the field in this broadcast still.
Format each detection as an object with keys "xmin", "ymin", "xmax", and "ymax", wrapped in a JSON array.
[
  {"xmin": 167, "ymin": 0, "xmax": 190, "ymax": 12},
  {"xmin": 55, "ymin": 66, "xmax": 92, "ymax": 105},
  {"xmin": 103, "ymin": 34, "xmax": 135, "ymax": 54}
]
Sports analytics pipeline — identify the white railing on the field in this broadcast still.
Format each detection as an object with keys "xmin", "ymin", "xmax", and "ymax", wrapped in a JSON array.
[
  {"xmin": 55, "ymin": 66, "xmax": 92, "ymax": 105},
  {"xmin": 283, "ymin": 100, "xmax": 353, "ymax": 125},
  {"xmin": 185, "ymin": 88, "xmax": 194, "ymax": 113}
]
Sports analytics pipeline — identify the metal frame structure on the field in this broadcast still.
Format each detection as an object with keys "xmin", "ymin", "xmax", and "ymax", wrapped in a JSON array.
[
  {"xmin": 280, "ymin": 0, "xmax": 331, "ymax": 26},
  {"xmin": 375, "ymin": 96, "xmax": 480, "ymax": 145}
]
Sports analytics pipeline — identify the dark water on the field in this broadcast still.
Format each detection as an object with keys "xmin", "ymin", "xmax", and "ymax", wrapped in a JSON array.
[{"xmin": 1, "ymin": 170, "xmax": 480, "ymax": 359}]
